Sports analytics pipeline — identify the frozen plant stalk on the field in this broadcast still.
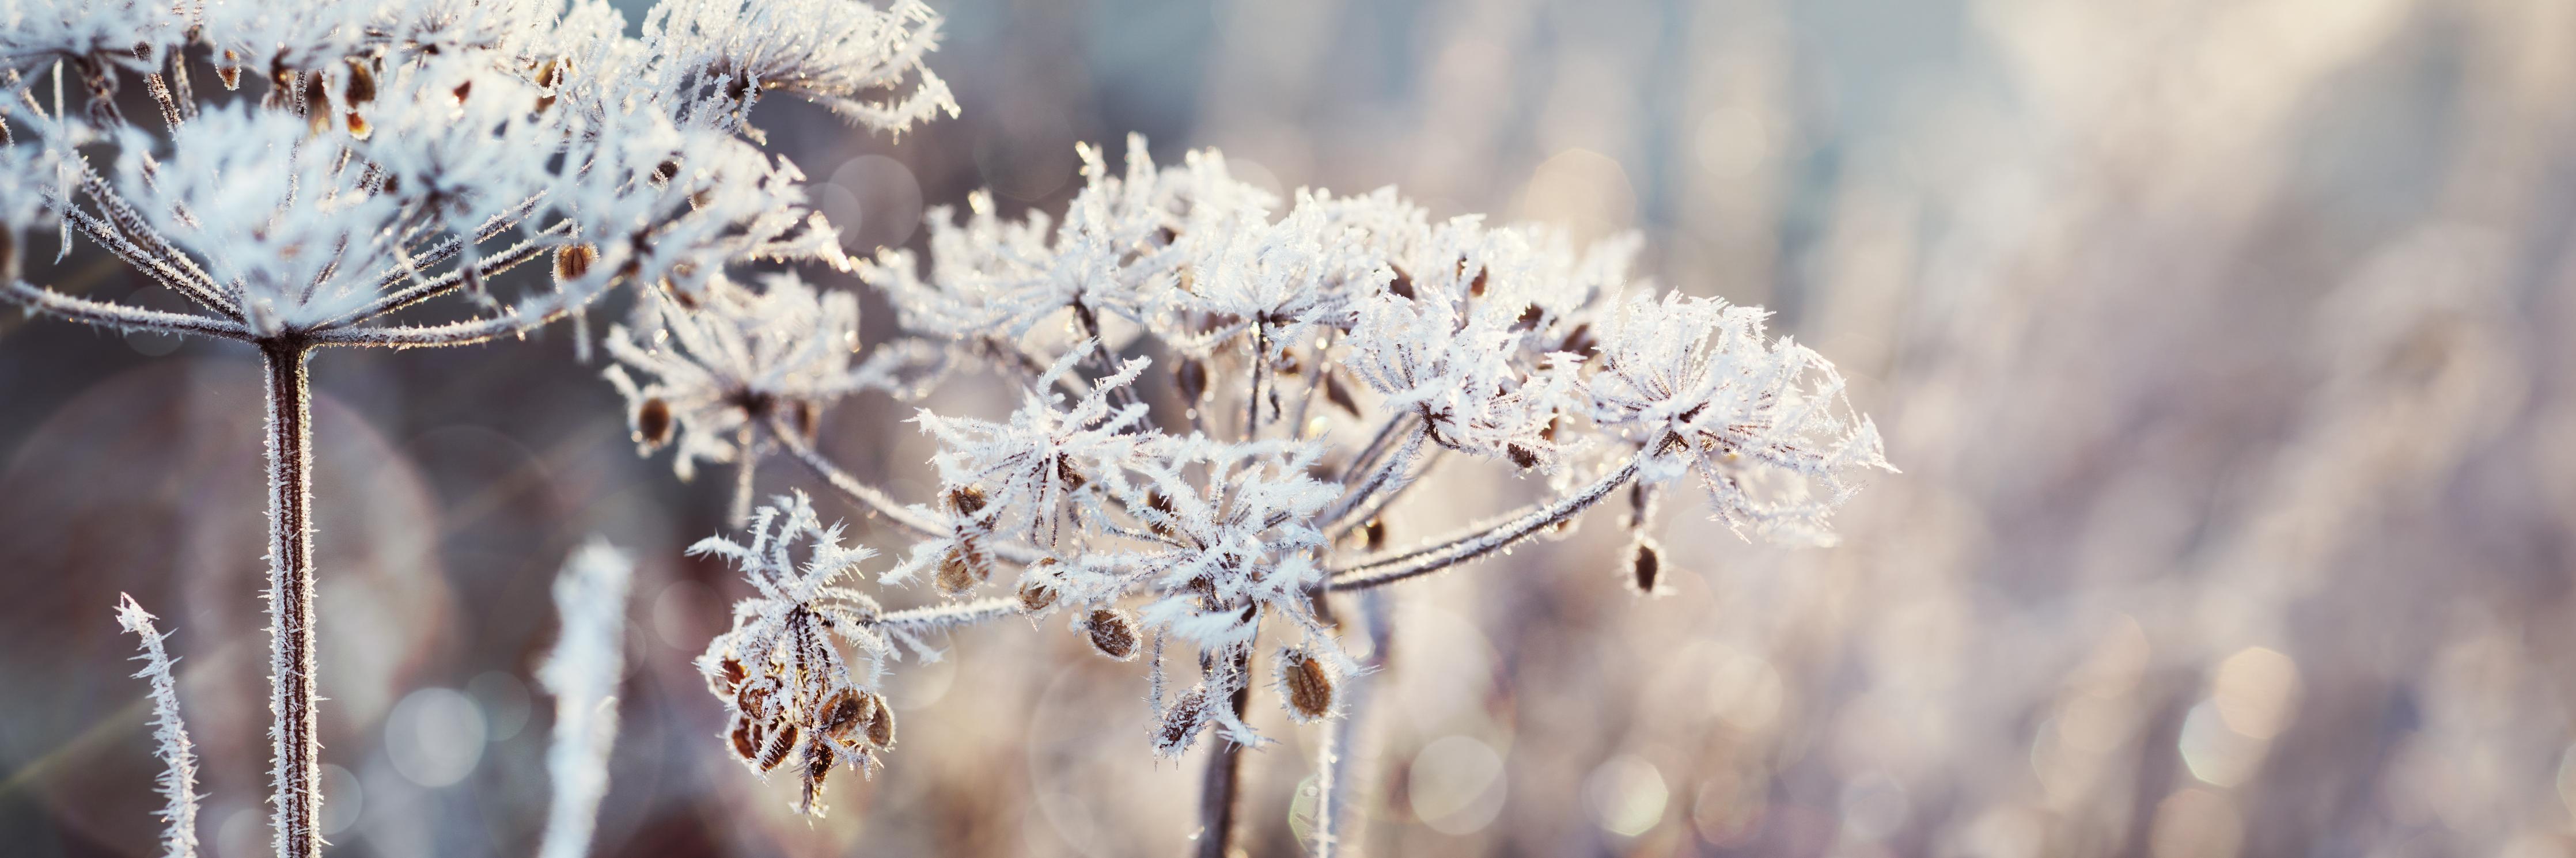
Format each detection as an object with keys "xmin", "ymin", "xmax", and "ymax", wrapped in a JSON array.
[
  {"xmin": 537, "ymin": 539, "xmax": 637, "ymax": 858},
  {"xmin": 116, "ymin": 593, "xmax": 202, "ymax": 858}
]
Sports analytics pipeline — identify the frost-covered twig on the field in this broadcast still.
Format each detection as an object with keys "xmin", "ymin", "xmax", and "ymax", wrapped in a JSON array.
[
  {"xmin": 259, "ymin": 343, "xmax": 322, "ymax": 858},
  {"xmin": 1328, "ymin": 447, "xmax": 1651, "ymax": 590},
  {"xmin": 536, "ymin": 539, "xmax": 635, "ymax": 858},
  {"xmin": 115, "ymin": 594, "xmax": 202, "ymax": 858},
  {"xmin": 1310, "ymin": 591, "xmax": 1389, "ymax": 858}
]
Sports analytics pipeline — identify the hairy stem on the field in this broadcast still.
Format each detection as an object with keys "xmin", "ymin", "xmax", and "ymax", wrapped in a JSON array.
[
  {"xmin": 1328, "ymin": 447, "xmax": 1649, "ymax": 591},
  {"xmin": 1312, "ymin": 591, "xmax": 1391, "ymax": 858},
  {"xmin": 1198, "ymin": 649, "xmax": 1253, "ymax": 858},
  {"xmin": 261, "ymin": 341, "xmax": 321, "ymax": 858}
]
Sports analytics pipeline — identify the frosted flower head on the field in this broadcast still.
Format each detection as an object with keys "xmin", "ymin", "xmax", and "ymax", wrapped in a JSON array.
[
  {"xmin": 604, "ymin": 272, "xmax": 933, "ymax": 482},
  {"xmin": 1590, "ymin": 292, "xmax": 1895, "ymax": 545},
  {"xmin": 694, "ymin": 492, "xmax": 899, "ymax": 814}
]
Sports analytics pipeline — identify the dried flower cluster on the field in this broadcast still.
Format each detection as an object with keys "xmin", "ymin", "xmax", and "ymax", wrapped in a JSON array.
[{"xmin": 659, "ymin": 133, "xmax": 1894, "ymax": 825}]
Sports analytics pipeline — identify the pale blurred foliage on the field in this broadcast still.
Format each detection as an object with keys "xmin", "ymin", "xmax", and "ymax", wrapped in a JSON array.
[{"xmin": 6, "ymin": 0, "xmax": 2575, "ymax": 856}]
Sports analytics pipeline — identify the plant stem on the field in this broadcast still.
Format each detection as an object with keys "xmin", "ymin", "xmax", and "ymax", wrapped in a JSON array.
[
  {"xmin": 1197, "ymin": 650, "xmax": 1253, "ymax": 858},
  {"xmin": 1328, "ymin": 447, "xmax": 1650, "ymax": 590},
  {"xmin": 260, "ymin": 340, "xmax": 321, "ymax": 858},
  {"xmin": 1312, "ymin": 591, "xmax": 1391, "ymax": 858}
]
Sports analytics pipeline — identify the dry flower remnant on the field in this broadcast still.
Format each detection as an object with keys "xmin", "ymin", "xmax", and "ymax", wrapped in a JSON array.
[
  {"xmin": 0, "ymin": 0, "xmax": 954, "ymax": 854},
  {"xmin": 647, "ymin": 130, "xmax": 1892, "ymax": 851}
]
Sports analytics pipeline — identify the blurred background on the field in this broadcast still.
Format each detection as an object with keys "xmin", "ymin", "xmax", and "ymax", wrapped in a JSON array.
[{"xmin": 7, "ymin": 0, "xmax": 2575, "ymax": 855}]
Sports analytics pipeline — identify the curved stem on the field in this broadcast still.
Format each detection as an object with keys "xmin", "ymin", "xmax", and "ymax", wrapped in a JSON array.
[
  {"xmin": 260, "ymin": 341, "xmax": 321, "ymax": 858},
  {"xmin": 1, "ymin": 280, "xmax": 249, "ymax": 340},
  {"xmin": 1312, "ymin": 591, "xmax": 1391, "ymax": 858},
  {"xmin": 1328, "ymin": 449, "xmax": 1647, "ymax": 591}
]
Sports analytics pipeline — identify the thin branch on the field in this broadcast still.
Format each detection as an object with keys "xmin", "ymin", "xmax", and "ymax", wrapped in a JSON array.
[
  {"xmin": 1197, "ymin": 648, "xmax": 1253, "ymax": 858},
  {"xmin": 307, "ymin": 288, "xmax": 597, "ymax": 348},
  {"xmin": 333, "ymin": 219, "xmax": 571, "ymax": 328},
  {"xmin": 1328, "ymin": 447, "xmax": 1649, "ymax": 591},
  {"xmin": 1311, "ymin": 590, "xmax": 1390, "ymax": 858},
  {"xmin": 536, "ymin": 539, "xmax": 634, "ymax": 858},
  {"xmin": 1, "ymin": 280, "xmax": 248, "ymax": 340},
  {"xmin": 867, "ymin": 596, "xmax": 1017, "ymax": 636}
]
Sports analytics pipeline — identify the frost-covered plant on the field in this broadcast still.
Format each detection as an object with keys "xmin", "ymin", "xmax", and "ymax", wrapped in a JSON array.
[
  {"xmin": 0, "ymin": 1, "xmax": 952, "ymax": 855},
  {"xmin": 107, "ymin": 541, "xmax": 632, "ymax": 858},
  {"xmin": 635, "ymin": 131, "xmax": 1895, "ymax": 851}
]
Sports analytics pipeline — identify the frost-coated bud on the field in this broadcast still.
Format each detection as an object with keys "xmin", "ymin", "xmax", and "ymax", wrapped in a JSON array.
[
  {"xmin": 1624, "ymin": 539, "xmax": 1667, "ymax": 596},
  {"xmin": 555, "ymin": 244, "xmax": 598, "ymax": 283},
  {"xmin": 1084, "ymin": 608, "xmax": 1139, "ymax": 660},
  {"xmin": 1153, "ymin": 684, "xmax": 1210, "ymax": 758},
  {"xmin": 1278, "ymin": 648, "xmax": 1335, "ymax": 722},
  {"xmin": 635, "ymin": 397, "xmax": 675, "ymax": 449},
  {"xmin": 1175, "ymin": 357, "xmax": 1208, "ymax": 404}
]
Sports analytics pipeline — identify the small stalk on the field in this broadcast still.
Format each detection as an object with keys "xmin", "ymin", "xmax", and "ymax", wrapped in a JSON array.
[
  {"xmin": 1196, "ymin": 649, "xmax": 1253, "ymax": 858},
  {"xmin": 260, "ymin": 340, "xmax": 321, "ymax": 858}
]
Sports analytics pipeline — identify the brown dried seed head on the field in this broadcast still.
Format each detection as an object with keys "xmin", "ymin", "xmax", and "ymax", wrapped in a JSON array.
[
  {"xmin": 806, "ymin": 745, "xmax": 833, "ymax": 785},
  {"xmin": 636, "ymin": 397, "xmax": 674, "ymax": 448},
  {"xmin": 1153, "ymin": 685, "xmax": 1210, "ymax": 757},
  {"xmin": 819, "ymin": 688, "xmax": 863, "ymax": 744},
  {"xmin": 1017, "ymin": 578, "xmax": 1058, "ymax": 615},
  {"xmin": 728, "ymin": 713, "xmax": 762, "ymax": 760},
  {"xmin": 343, "ymin": 58, "xmax": 376, "ymax": 104},
  {"xmin": 1364, "ymin": 518, "xmax": 1388, "ymax": 553},
  {"xmin": 758, "ymin": 722, "xmax": 800, "ymax": 771},
  {"xmin": 1386, "ymin": 264, "xmax": 1415, "ymax": 301},
  {"xmin": 1281, "ymin": 650, "xmax": 1335, "ymax": 721},
  {"xmin": 935, "ymin": 546, "xmax": 978, "ymax": 597},
  {"xmin": 863, "ymin": 694, "xmax": 895, "ymax": 749},
  {"xmin": 946, "ymin": 485, "xmax": 987, "ymax": 518},
  {"xmin": 1506, "ymin": 443, "xmax": 1541, "ymax": 470},
  {"xmin": 1055, "ymin": 457, "xmax": 1088, "ymax": 492},
  {"xmin": 706, "ymin": 655, "xmax": 747, "ymax": 697},
  {"xmin": 1628, "ymin": 541, "xmax": 1662, "ymax": 594},
  {"xmin": 735, "ymin": 678, "xmax": 775, "ymax": 720},
  {"xmin": 1175, "ymin": 358, "xmax": 1208, "ymax": 404},
  {"xmin": 1085, "ymin": 608, "xmax": 1139, "ymax": 661},
  {"xmin": 554, "ymin": 243, "xmax": 598, "ymax": 282}
]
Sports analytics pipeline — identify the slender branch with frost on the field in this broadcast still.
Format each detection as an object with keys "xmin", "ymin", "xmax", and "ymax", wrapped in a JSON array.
[
  {"xmin": 537, "ymin": 540, "xmax": 636, "ymax": 858},
  {"xmin": 116, "ymin": 594, "xmax": 202, "ymax": 858}
]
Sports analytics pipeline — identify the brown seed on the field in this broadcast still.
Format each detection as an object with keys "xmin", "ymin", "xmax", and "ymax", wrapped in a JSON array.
[
  {"xmin": 1175, "ymin": 357, "xmax": 1208, "ymax": 404},
  {"xmin": 635, "ymin": 397, "xmax": 673, "ymax": 447},
  {"xmin": 451, "ymin": 78, "xmax": 472, "ymax": 103},
  {"xmin": 1085, "ymin": 608, "xmax": 1139, "ymax": 660},
  {"xmin": 758, "ymin": 722, "xmax": 800, "ymax": 771},
  {"xmin": 1281, "ymin": 650, "xmax": 1335, "ymax": 720},
  {"xmin": 819, "ymin": 688, "xmax": 863, "ymax": 744},
  {"xmin": 1386, "ymin": 264, "xmax": 1415, "ymax": 300},
  {"xmin": 554, "ymin": 243, "xmax": 597, "ymax": 282},
  {"xmin": 946, "ymin": 485, "xmax": 987, "ymax": 518},
  {"xmin": 1468, "ymin": 265, "xmax": 1490, "ymax": 298},
  {"xmin": 1055, "ymin": 457, "xmax": 1088, "ymax": 492},
  {"xmin": 1628, "ymin": 541, "xmax": 1661, "ymax": 594},
  {"xmin": 344, "ymin": 112, "xmax": 370, "ymax": 140},
  {"xmin": 728, "ymin": 713, "xmax": 761, "ymax": 760},
  {"xmin": 1017, "ymin": 578, "xmax": 1058, "ymax": 616},
  {"xmin": 343, "ymin": 58, "xmax": 376, "ymax": 104},
  {"xmin": 735, "ymin": 678, "xmax": 775, "ymax": 720},
  {"xmin": 706, "ymin": 655, "xmax": 746, "ymax": 697},
  {"xmin": 215, "ymin": 50, "xmax": 243, "ymax": 90},
  {"xmin": 1506, "ymin": 443, "xmax": 1541, "ymax": 470},
  {"xmin": 1153, "ymin": 685, "xmax": 1209, "ymax": 757},
  {"xmin": 1559, "ymin": 322, "xmax": 1594, "ymax": 356},
  {"xmin": 935, "ymin": 545, "xmax": 980, "ymax": 596},
  {"xmin": 806, "ymin": 746, "xmax": 832, "ymax": 785},
  {"xmin": 1514, "ymin": 305, "xmax": 1544, "ymax": 331},
  {"xmin": 1156, "ymin": 225, "xmax": 1179, "ymax": 245},
  {"xmin": 1323, "ymin": 371, "xmax": 1361, "ymax": 417},
  {"xmin": 1363, "ymin": 519, "xmax": 1387, "ymax": 553},
  {"xmin": 653, "ymin": 158, "xmax": 681, "ymax": 185},
  {"xmin": 863, "ymin": 694, "xmax": 895, "ymax": 749}
]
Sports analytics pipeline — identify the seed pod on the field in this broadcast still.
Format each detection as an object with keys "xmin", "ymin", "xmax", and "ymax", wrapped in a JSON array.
[
  {"xmin": 1506, "ymin": 443, "xmax": 1541, "ymax": 470},
  {"xmin": 1152, "ymin": 684, "xmax": 1210, "ymax": 757},
  {"xmin": 862, "ymin": 693, "xmax": 895, "ymax": 749},
  {"xmin": 1017, "ymin": 577, "xmax": 1058, "ymax": 616},
  {"xmin": 819, "ymin": 688, "xmax": 864, "ymax": 745},
  {"xmin": 344, "ymin": 112, "xmax": 370, "ymax": 140},
  {"xmin": 1626, "ymin": 540, "xmax": 1664, "ymax": 595},
  {"xmin": 758, "ymin": 722, "xmax": 799, "ymax": 771},
  {"xmin": 1174, "ymin": 357, "xmax": 1209, "ymax": 404},
  {"xmin": 1279, "ymin": 650, "xmax": 1336, "ymax": 722},
  {"xmin": 1514, "ymin": 304, "xmax": 1544, "ymax": 331},
  {"xmin": 1055, "ymin": 456, "xmax": 1087, "ymax": 492},
  {"xmin": 301, "ymin": 74, "xmax": 330, "ymax": 133},
  {"xmin": 946, "ymin": 485, "xmax": 988, "ymax": 518},
  {"xmin": 1085, "ymin": 608, "xmax": 1139, "ymax": 661},
  {"xmin": 728, "ymin": 713, "xmax": 762, "ymax": 760},
  {"xmin": 1323, "ymin": 371, "xmax": 1361, "ymax": 417},
  {"xmin": 1363, "ymin": 518, "xmax": 1387, "ymax": 553},
  {"xmin": 342, "ymin": 58, "xmax": 376, "ymax": 104},
  {"xmin": 652, "ymin": 158, "xmax": 681, "ymax": 185},
  {"xmin": 735, "ymin": 675, "xmax": 779, "ymax": 722},
  {"xmin": 705, "ymin": 655, "xmax": 747, "ymax": 697},
  {"xmin": 635, "ymin": 397, "xmax": 674, "ymax": 449},
  {"xmin": 1385, "ymin": 264, "xmax": 1415, "ymax": 301},
  {"xmin": 532, "ymin": 58, "xmax": 560, "ymax": 112},
  {"xmin": 1468, "ymin": 265, "xmax": 1490, "ymax": 298},
  {"xmin": 805, "ymin": 744, "xmax": 832, "ymax": 786},
  {"xmin": 451, "ymin": 78, "xmax": 472, "ymax": 103},
  {"xmin": 215, "ymin": 50, "xmax": 243, "ymax": 89},
  {"xmin": 935, "ymin": 546, "xmax": 977, "ymax": 596},
  {"xmin": 554, "ymin": 243, "xmax": 597, "ymax": 283}
]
